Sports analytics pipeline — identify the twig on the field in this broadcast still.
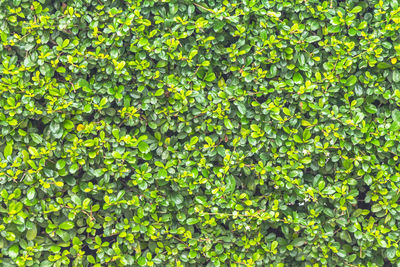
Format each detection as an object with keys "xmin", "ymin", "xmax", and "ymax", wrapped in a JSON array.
[{"xmin": 193, "ymin": 3, "xmax": 231, "ymax": 21}]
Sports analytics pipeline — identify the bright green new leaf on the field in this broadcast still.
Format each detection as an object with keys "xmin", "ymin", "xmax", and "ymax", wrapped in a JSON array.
[
  {"xmin": 59, "ymin": 221, "xmax": 75, "ymax": 230},
  {"xmin": 4, "ymin": 142, "xmax": 12, "ymax": 158}
]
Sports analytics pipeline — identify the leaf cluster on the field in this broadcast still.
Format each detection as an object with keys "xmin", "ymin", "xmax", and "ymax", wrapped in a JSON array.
[{"xmin": 1, "ymin": 0, "xmax": 400, "ymax": 266}]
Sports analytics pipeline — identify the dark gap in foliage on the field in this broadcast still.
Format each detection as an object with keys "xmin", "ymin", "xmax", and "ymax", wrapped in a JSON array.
[
  {"xmin": 84, "ymin": 113, "xmax": 95, "ymax": 124},
  {"xmin": 48, "ymin": 40, "xmax": 56, "ymax": 49},
  {"xmin": 29, "ymin": 118, "xmax": 46, "ymax": 133},
  {"xmin": 383, "ymin": 258, "xmax": 393, "ymax": 267},
  {"xmin": 268, "ymin": 226, "xmax": 284, "ymax": 238},
  {"xmin": 254, "ymin": 94, "xmax": 269, "ymax": 104},
  {"xmin": 81, "ymin": 244, "xmax": 97, "ymax": 257},
  {"xmin": 102, "ymin": 234, "xmax": 118, "ymax": 244},
  {"xmin": 372, "ymin": 99, "xmax": 384, "ymax": 108},
  {"xmin": 89, "ymin": 67, "xmax": 98, "ymax": 80},
  {"xmin": 357, "ymin": 186, "xmax": 372, "ymax": 211},
  {"xmin": 252, "ymin": 182, "xmax": 263, "ymax": 197},
  {"xmin": 136, "ymin": 158, "xmax": 146, "ymax": 166},
  {"xmin": 54, "ymin": 71, "xmax": 66, "ymax": 83},
  {"xmin": 70, "ymin": 169, "xmax": 85, "ymax": 185},
  {"xmin": 164, "ymin": 129, "xmax": 175, "ymax": 138}
]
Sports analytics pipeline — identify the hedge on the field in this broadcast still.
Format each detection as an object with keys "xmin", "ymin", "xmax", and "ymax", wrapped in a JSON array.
[{"xmin": 1, "ymin": 0, "xmax": 400, "ymax": 266}]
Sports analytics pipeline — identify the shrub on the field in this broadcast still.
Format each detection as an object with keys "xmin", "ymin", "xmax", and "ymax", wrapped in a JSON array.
[{"xmin": 1, "ymin": 0, "xmax": 400, "ymax": 266}]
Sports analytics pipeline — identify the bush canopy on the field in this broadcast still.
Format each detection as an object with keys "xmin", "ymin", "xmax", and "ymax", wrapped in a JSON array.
[{"xmin": 1, "ymin": 0, "xmax": 400, "ymax": 266}]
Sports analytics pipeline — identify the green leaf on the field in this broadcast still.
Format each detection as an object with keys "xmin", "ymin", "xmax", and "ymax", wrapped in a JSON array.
[
  {"xmin": 237, "ymin": 103, "xmax": 247, "ymax": 115},
  {"xmin": 137, "ymin": 257, "xmax": 146, "ymax": 266},
  {"xmin": 190, "ymin": 136, "xmax": 199, "ymax": 145},
  {"xmin": 345, "ymin": 75, "xmax": 357, "ymax": 86},
  {"xmin": 171, "ymin": 193, "xmax": 183, "ymax": 205},
  {"xmin": 303, "ymin": 129, "xmax": 311, "ymax": 141},
  {"xmin": 8, "ymin": 244, "xmax": 19, "ymax": 258},
  {"xmin": 364, "ymin": 175, "xmax": 373, "ymax": 186},
  {"xmin": 154, "ymin": 88, "xmax": 164, "ymax": 96},
  {"xmin": 250, "ymin": 124, "xmax": 260, "ymax": 132},
  {"xmin": 62, "ymin": 39, "xmax": 70, "ymax": 48},
  {"xmin": 88, "ymin": 255, "xmax": 96, "ymax": 264},
  {"xmin": 293, "ymin": 72, "xmax": 304, "ymax": 84},
  {"xmin": 224, "ymin": 118, "xmax": 234, "ymax": 130},
  {"xmin": 78, "ymin": 78, "xmax": 91, "ymax": 92},
  {"xmin": 195, "ymin": 196, "xmax": 207, "ymax": 205},
  {"xmin": 292, "ymin": 238, "xmax": 305, "ymax": 247},
  {"xmin": 83, "ymin": 140, "xmax": 95, "ymax": 147},
  {"xmin": 318, "ymin": 181, "xmax": 326, "ymax": 191},
  {"xmin": 4, "ymin": 142, "xmax": 13, "ymax": 158},
  {"xmin": 225, "ymin": 175, "xmax": 236, "ymax": 194},
  {"xmin": 387, "ymin": 247, "xmax": 396, "ymax": 259},
  {"xmin": 59, "ymin": 221, "xmax": 74, "ymax": 230},
  {"xmin": 56, "ymin": 159, "xmax": 66, "ymax": 170},
  {"xmin": 349, "ymin": 6, "xmax": 362, "ymax": 13},
  {"xmin": 27, "ymin": 188, "xmax": 36, "ymax": 200},
  {"xmin": 70, "ymin": 163, "xmax": 79, "ymax": 174},
  {"xmin": 271, "ymin": 240, "xmax": 278, "ymax": 250},
  {"xmin": 300, "ymin": 157, "xmax": 312, "ymax": 164},
  {"xmin": 26, "ymin": 224, "xmax": 37, "ymax": 241},
  {"xmin": 138, "ymin": 142, "xmax": 150, "ymax": 153},
  {"xmin": 56, "ymin": 67, "xmax": 66, "ymax": 73},
  {"xmin": 187, "ymin": 218, "xmax": 199, "ymax": 225},
  {"xmin": 371, "ymin": 204, "xmax": 382, "ymax": 213},
  {"xmin": 215, "ymin": 243, "xmax": 223, "ymax": 254},
  {"xmin": 112, "ymin": 128, "xmax": 120, "ymax": 139},
  {"xmin": 364, "ymin": 103, "xmax": 377, "ymax": 114},
  {"xmin": 305, "ymin": 36, "xmax": 321, "ymax": 43},
  {"xmin": 110, "ymin": 48, "xmax": 119, "ymax": 59},
  {"xmin": 393, "ymin": 70, "xmax": 400, "ymax": 83},
  {"xmin": 391, "ymin": 110, "xmax": 400, "ymax": 131},
  {"xmin": 204, "ymin": 72, "xmax": 216, "ymax": 82},
  {"xmin": 100, "ymin": 97, "xmax": 108, "ymax": 107},
  {"xmin": 293, "ymin": 135, "xmax": 303, "ymax": 143},
  {"xmin": 30, "ymin": 133, "xmax": 43, "ymax": 144},
  {"xmin": 377, "ymin": 62, "xmax": 391, "ymax": 69},
  {"xmin": 64, "ymin": 120, "xmax": 74, "ymax": 130}
]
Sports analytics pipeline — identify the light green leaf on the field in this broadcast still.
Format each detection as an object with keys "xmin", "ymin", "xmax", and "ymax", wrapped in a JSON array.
[
  {"xmin": 224, "ymin": 118, "xmax": 234, "ymax": 130},
  {"xmin": 271, "ymin": 240, "xmax": 278, "ymax": 250},
  {"xmin": 293, "ymin": 135, "xmax": 303, "ymax": 143},
  {"xmin": 26, "ymin": 224, "xmax": 37, "ymax": 241},
  {"xmin": 56, "ymin": 159, "xmax": 66, "ymax": 170},
  {"xmin": 64, "ymin": 120, "xmax": 74, "ymax": 130},
  {"xmin": 4, "ymin": 142, "xmax": 13, "ymax": 158},
  {"xmin": 349, "ymin": 6, "xmax": 362, "ymax": 13},
  {"xmin": 186, "ymin": 218, "xmax": 199, "ymax": 225},
  {"xmin": 345, "ymin": 75, "xmax": 357, "ymax": 86},
  {"xmin": 59, "ymin": 221, "xmax": 74, "ymax": 230},
  {"xmin": 8, "ymin": 244, "xmax": 19, "ymax": 258},
  {"xmin": 138, "ymin": 142, "xmax": 150, "ymax": 153},
  {"xmin": 303, "ymin": 128, "xmax": 311, "ymax": 141},
  {"xmin": 293, "ymin": 73, "xmax": 304, "ymax": 84},
  {"xmin": 27, "ymin": 188, "xmax": 36, "ymax": 200},
  {"xmin": 205, "ymin": 72, "xmax": 216, "ymax": 82}
]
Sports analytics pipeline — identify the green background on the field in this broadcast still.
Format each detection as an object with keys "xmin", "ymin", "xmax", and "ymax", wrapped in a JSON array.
[{"xmin": 1, "ymin": 0, "xmax": 400, "ymax": 266}]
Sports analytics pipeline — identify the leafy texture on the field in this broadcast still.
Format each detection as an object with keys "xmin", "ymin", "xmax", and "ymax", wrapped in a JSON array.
[{"xmin": 1, "ymin": 0, "xmax": 400, "ymax": 266}]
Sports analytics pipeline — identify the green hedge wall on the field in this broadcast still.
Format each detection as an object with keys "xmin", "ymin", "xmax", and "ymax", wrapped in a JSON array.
[{"xmin": 1, "ymin": 0, "xmax": 400, "ymax": 266}]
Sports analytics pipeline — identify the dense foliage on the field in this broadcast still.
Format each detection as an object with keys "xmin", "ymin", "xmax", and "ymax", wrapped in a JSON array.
[{"xmin": 1, "ymin": 0, "xmax": 400, "ymax": 266}]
